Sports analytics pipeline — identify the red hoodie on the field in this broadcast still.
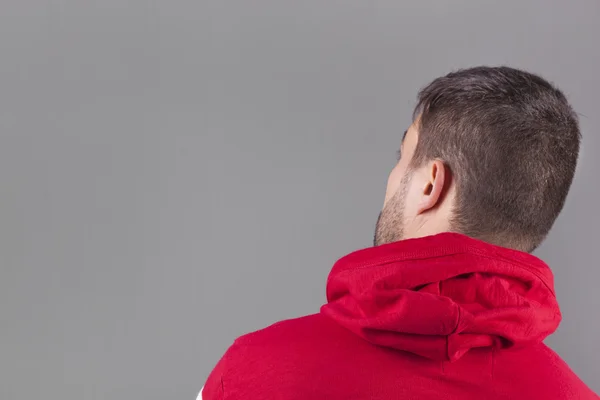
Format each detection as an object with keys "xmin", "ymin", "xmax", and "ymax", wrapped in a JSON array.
[{"xmin": 202, "ymin": 233, "xmax": 598, "ymax": 399}]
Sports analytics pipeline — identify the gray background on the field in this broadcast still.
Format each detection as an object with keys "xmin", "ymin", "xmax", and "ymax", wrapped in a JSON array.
[{"xmin": 0, "ymin": 1, "xmax": 598, "ymax": 398}]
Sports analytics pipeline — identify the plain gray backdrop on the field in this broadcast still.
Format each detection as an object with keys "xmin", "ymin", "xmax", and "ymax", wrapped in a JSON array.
[{"xmin": 0, "ymin": 1, "xmax": 598, "ymax": 398}]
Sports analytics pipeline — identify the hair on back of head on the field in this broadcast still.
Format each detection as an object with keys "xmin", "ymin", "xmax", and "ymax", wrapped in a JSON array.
[{"xmin": 411, "ymin": 66, "xmax": 580, "ymax": 252}]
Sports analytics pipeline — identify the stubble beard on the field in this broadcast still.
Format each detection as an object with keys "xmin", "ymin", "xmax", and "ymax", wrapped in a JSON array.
[{"xmin": 373, "ymin": 174, "xmax": 410, "ymax": 246}]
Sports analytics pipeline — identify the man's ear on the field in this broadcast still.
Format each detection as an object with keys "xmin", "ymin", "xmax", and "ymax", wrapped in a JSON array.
[{"xmin": 416, "ymin": 160, "xmax": 447, "ymax": 215}]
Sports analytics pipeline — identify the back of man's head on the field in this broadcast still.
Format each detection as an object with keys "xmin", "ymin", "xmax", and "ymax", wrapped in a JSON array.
[{"xmin": 412, "ymin": 66, "xmax": 580, "ymax": 252}]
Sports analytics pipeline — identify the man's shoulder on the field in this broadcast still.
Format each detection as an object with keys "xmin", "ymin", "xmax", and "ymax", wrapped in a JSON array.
[
  {"xmin": 202, "ymin": 313, "xmax": 349, "ymax": 399},
  {"xmin": 494, "ymin": 344, "xmax": 598, "ymax": 398},
  {"xmin": 220, "ymin": 311, "xmax": 360, "ymax": 372},
  {"xmin": 232, "ymin": 312, "xmax": 341, "ymax": 348}
]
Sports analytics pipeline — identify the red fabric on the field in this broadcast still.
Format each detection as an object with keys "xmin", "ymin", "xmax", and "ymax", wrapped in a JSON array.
[{"xmin": 203, "ymin": 233, "xmax": 598, "ymax": 399}]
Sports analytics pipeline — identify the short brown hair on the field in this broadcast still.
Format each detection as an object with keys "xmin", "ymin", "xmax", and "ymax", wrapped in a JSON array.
[{"xmin": 412, "ymin": 66, "xmax": 580, "ymax": 252}]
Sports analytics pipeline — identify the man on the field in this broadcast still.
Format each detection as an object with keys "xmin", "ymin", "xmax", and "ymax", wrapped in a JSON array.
[{"xmin": 200, "ymin": 66, "xmax": 599, "ymax": 399}]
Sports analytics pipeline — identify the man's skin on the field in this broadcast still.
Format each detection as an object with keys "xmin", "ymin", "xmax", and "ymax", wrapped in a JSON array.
[{"xmin": 376, "ymin": 118, "xmax": 454, "ymax": 244}]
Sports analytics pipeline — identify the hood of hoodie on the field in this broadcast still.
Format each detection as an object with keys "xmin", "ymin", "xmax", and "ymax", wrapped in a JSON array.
[{"xmin": 320, "ymin": 233, "xmax": 561, "ymax": 361}]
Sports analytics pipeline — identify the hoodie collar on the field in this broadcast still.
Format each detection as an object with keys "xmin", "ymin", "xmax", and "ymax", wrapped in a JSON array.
[{"xmin": 321, "ymin": 233, "xmax": 561, "ymax": 361}]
